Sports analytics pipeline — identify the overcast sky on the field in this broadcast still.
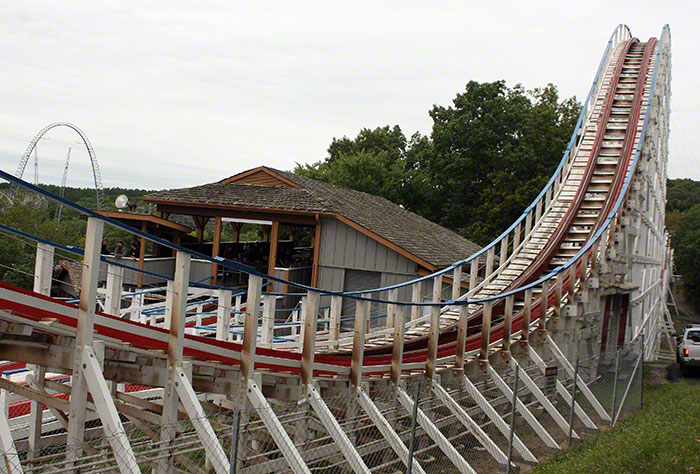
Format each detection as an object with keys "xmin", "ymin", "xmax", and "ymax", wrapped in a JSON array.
[{"xmin": 1, "ymin": 1, "xmax": 698, "ymax": 193}]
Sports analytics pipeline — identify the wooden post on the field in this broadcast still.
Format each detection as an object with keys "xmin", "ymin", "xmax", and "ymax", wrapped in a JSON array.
[
  {"xmin": 469, "ymin": 259, "xmax": 478, "ymax": 292},
  {"xmin": 105, "ymin": 264, "xmax": 124, "ymax": 317},
  {"xmin": 267, "ymin": 221, "xmax": 279, "ymax": 277},
  {"xmin": 349, "ymin": 300, "xmax": 369, "ymax": 389},
  {"xmin": 521, "ymin": 289, "xmax": 533, "ymax": 343},
  {"xmin": 455, "ymin": 303, "xmax": 469, "ymax": 370},
  {"xmin": 137, "ymin": 221, "xmax": 147, "ymax": 288},
  {"xmin": 172, "ymin": 232, "xmax": 181, "ymax": 257},
  {"xmin": 539, "ymin": 278, "xmax": 550, "ymax": 331},
  {"xmin": 500, "ymin": 235, "xmax": 509, "ymax": 268},
  {"xmin": 426, "ymin": 274, "xmax": 443, "ymax": 380},
  {"xmin": 387, "ymin": 288, "xmax": 398, "ymax": 329},
  {"xmin": 28, "ymin": 243, "xmax": 53, "ymax": 460},
  {"xmin": 513, "ymin": 222, "xmax": 522, "ymax": 251},
  {"xmin": 311, "ymin": 217, "xmax": 322, "ymax": 287},
  {"xmin": 240, "ymin": 275, "xmax": 263, "ymax": 382},
  {"xmin": 502, "ymin": 295, "xmax": 514, "ymax": 353},
  {"xmin": 159, "ymin": 251, "xmax": 191, "ymax": 474},
  {"xmin": 411, "ymin": 281, "xmax": 422, "ymax": 321},
  {"xmin": 216, "ymin": 289, "xmax": 232, "ymax": 342},
  {"xmin": 452, "ymin": 265, "xmax": 462, "ymax": 301},
  {"xmin": 479, "ymin": 301, "xmax": 493, "ymax": 362},
  {"xmin": 261, "ymin": 294, "xmax": 276, "ymax": 346},
  {"xmin": 300, "ymin": 291, "xmax": 320, "ymax": 387},
  {"xmin": 329, "ymin": 295, "xmax": 342, "ymax": 349},
  {"xmin": 485, "ymin": 247, "xmax": 495, "ymax": 279},
  {"xmin": 390, "ymin": 306, "xmax": 407, "ymax": 387},
  {"xmin": 33, "ymin": 242, "xmax": 54, "ymax": 296},
  {"xmin": 231, "ymin": 222, "xmax": 241, "ymax": 243},
  {"xmin": 66, "ymin": 217, "xmax": 104, "ymax": 464},
  {"xmin": 211, "ymin": 216, "xmax": 222, "ymax": 284}
]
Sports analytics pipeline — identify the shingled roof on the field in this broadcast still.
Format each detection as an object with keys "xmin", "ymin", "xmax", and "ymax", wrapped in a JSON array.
[{"xmin": 143, "ymin": 167, "xmax": 481, "ymax": 268}]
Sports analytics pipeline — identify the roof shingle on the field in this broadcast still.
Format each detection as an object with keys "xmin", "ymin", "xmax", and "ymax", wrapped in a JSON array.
[{"xmin": 144, "ymin": 167, "xmax": 481, "ymax": 268}]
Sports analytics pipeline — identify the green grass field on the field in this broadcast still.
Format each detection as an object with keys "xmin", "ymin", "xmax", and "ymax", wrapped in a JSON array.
[{"xmin": 532, "ymin": 367, "xmax": 700, "ymax": 474}]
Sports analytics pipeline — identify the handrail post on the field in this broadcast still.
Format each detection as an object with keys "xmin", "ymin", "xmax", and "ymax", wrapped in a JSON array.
[
  {"xmin": 261, "ymin": 294, "xmax": 276, "ymax": 347},
  {"xmin": 521, "ymin": 288, "xmax": 533, "ymax": 343},
  {"xmin": 390, "ymin": 306, "xmax": 407, "ymax": 387},
  {"xmin": 426, "ymin": 274, "xmax": 443, "ymax": 380},
  {"xmin": 216, "ymin": 289, "xmax": 232, "ymax": 342},
  {"xmin": 411, "ymin": 281, "xmax": 422, "ymax": 322},
  {"xmin": 479, "ymin": 301, "xmax": 493, "ymax": 363},
  {"xmin": 350, "ymin": 299, "xmax": 370, "ymax": 389},
  {"xmin": 329, "ymin": 295, "xmax": 342, "ymax": 349},
  {"xmin": 300, "ymin": 291, "xmax": 320, "ymax": 388},
  {"xmin": 105, "ymin": 264, "xmax": 124, "ymax": 317},
  {"xmin": 539, "ymin": 278, "xmax": 550, "ymax": 331}
]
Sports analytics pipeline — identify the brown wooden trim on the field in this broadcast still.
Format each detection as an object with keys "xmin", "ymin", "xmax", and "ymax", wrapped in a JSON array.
[
  {"xmin": 150, "ymin": 203, "xmax": 322, "ymax": 226},
  {"xmin": 311, "ymin": 215, "xmax": 322, "ymax": 287},
  {"xmin": 231, "ymin": 222, "xmax": 242, "ymax": 243},
  {"xmin": 219, "ymin": 166, "xmax": 301, "ymax": 188},
  {"xmin": 211, "ymin": 216, "xmax": 222, "ymax": 284},
  {"xmin": 333, "ymin": 214, "xmax": 436, "ymax": 272},
  {"xmin": 96, "ymin": 210, "xmax": 192, "ymax": 233},
  {"xmin": 267, "ymin": 221, "xmax": 279, "ymax": 277}
]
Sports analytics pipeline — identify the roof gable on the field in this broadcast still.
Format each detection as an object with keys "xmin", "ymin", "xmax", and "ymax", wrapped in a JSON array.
[{"xmin": 220, "ymin": 166, "xmax": 300, "ymax": 187}]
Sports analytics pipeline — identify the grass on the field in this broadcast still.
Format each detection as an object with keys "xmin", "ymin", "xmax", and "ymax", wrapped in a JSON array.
[{"xmin": 532, "ymin": 367, "xmax": 700, "ymax": 474}]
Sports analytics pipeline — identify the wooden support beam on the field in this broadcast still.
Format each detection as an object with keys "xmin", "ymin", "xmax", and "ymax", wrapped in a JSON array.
[
  {"xmin": 451, "ymin": 265, "xmax": 462, "ymax": 301},
  {"xmin": 211, "ymin": 216, "xmax": 222, "ymax": 284},
  {"xmin": 426, "ymin": 274, "xmax": 442, "ymax": 380},
  {"xmin": 267, "ymin": 220, "xmax": 279, "ymax": 277},
  {"xmin": 66, "ymin": 217, "xmax": 103, "ymax": 464}
]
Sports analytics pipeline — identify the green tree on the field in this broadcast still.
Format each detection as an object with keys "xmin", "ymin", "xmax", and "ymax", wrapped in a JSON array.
[
  {"xmin": 295, "ymin": 126, "xmax": 431, "ymax": 212},
  {"xmin": 426, "ymin": 81, "xmax": 580, "ymax": 244},
  {"xmin": 670, "ymin": 203, "xmax": 700, "ymax": 308}
]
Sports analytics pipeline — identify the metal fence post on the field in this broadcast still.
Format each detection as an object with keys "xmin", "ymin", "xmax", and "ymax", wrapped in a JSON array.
[
  {"xmin": 568, "ymin": 355, "xmax": 579, "ymax": 444},
  {"xmin": 406, "ymin": 382, "xmax": 420, "ymax": 474},
  {"xmin": 640, "ymin": 335, "xmax": 645, "ymax": 410},
  {"xmin": 610, "ymin": 348, "xmax": 620, "ymax": 425},
  {"xmin": 506, "ymin": 366, "xmax": 520, "ymax": 474},
  {"xmin": 230, "ymin": 408, "xmax": 241, "ymax": 474}
]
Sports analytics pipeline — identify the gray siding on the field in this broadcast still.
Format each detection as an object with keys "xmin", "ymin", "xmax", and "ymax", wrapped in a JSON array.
[
  {"xmin": 319, "ymin": 218, "xmax": 415, "ymax": 275},
  {"xmin": 317, "ymin": 218, "xmax": 421, "ymax": 318}
]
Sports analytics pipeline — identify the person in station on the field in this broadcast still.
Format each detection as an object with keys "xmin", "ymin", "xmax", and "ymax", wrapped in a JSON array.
[
  {"xmin": 113, "ymin": 241, "xmax": 129, "ymax": 258},
  {"xmin": 129, "ymin": 241, "xmax": 139, "ymax": 258},
  {"xmin": 101, "ymin": 238, "xmax": 110, "ymax": 255}
]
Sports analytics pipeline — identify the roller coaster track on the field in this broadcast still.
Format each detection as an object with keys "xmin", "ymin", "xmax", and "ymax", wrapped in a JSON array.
[{"xmin": 0, "ymin": 25, "xmax": 673, "ymax": 474}]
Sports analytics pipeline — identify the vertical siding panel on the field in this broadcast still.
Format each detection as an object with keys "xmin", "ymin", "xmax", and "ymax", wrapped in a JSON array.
[{"xmin": 345, "ymin": 226, "xmax": 357, "ymax": 267}]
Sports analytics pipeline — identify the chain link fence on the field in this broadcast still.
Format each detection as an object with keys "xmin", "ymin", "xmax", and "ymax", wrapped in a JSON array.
[{"xmin": 0, "ymin": 340, "xmax": 645, "ymax": 473}]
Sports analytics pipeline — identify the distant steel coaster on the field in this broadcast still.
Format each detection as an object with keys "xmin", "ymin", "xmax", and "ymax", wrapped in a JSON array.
[{"xmin": 11, "ymin": 122, "xmax": 105, "ymax": 209}]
